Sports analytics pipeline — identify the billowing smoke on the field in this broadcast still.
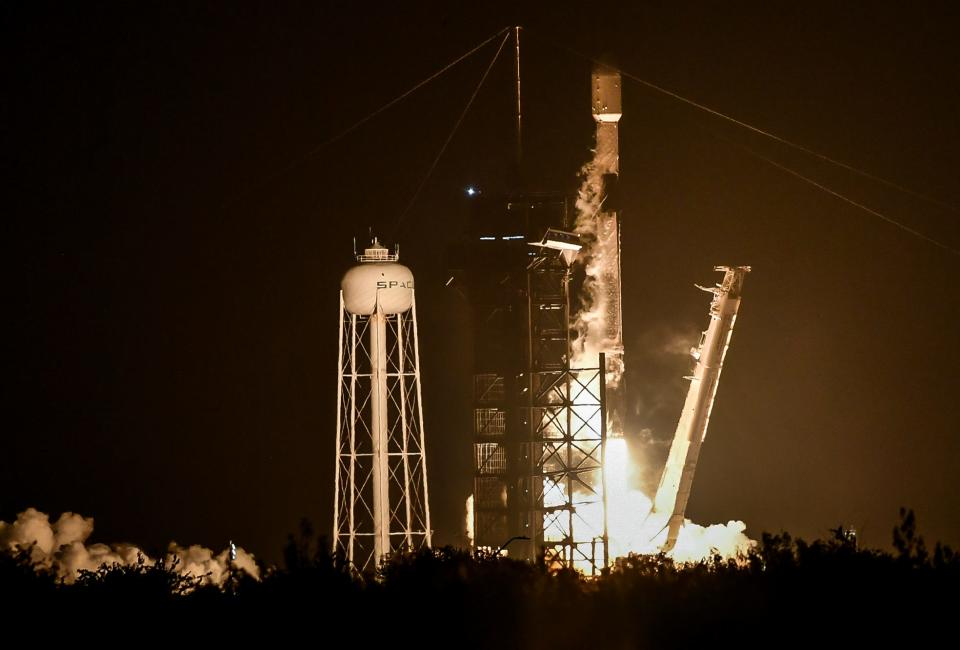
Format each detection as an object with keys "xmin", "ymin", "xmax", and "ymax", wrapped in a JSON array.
[
  {"xmin": 571, "ymin": 134, "xmax": 623, "ymax": 388},
  {"xmin": 672, "ymin": 519, "xmax": 752, "ymax": 564},
  {"xmin": 0, "ymin": 508, "xmax": 259, "ymax": 584}
]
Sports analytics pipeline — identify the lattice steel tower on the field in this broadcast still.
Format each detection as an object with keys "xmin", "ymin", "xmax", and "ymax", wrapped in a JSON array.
[
  {"xmin": 333, "ymin": 239, "xmax": 432, "ymax": 570},
  {"xmin": 525, "ymin": 235, "xmax": 609, "ymax": 574}
]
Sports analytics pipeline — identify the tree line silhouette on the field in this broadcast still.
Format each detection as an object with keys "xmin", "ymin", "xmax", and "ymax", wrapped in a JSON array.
[{"xmin": 1, "ymin": 508, "xmax": 955, "ymax": 646}]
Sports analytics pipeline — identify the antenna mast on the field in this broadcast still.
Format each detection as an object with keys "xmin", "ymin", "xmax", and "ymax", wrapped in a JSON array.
[{"xmin": 514, "ymin": 26, "xmax": 522, "ymax": 170}]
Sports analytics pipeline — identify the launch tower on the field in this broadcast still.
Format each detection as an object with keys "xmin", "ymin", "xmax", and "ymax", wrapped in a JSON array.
[{"xmin": 451, "ymin": 71, "xmax": 623, "ymax": 572}]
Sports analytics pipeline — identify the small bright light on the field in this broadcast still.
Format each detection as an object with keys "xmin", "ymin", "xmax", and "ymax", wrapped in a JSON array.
[{"xmin": 466, "ymin": 186, "xmax": 478, "ymax": 196}]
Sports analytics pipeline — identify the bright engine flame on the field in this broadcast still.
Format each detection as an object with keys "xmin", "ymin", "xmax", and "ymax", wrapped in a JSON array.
[{"xmin": 603, "ymin": 438, "xmax": 753, "ymax": 563}]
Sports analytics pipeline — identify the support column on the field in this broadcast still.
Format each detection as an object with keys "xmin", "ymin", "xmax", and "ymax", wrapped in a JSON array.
[{"xmin": 370, "ymin": 305, "xmax": 391, "ymax": 564}]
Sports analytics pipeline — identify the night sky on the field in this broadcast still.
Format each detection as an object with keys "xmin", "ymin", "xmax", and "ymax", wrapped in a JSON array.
[{"xmin": 5, "ymin": 2, "xmax": 959, "ymax": 563}]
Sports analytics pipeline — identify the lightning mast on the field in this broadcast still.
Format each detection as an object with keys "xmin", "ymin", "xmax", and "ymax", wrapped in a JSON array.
[{"xmin": 653, "ymin": 266, "xmax": 750, "ymax": 551}]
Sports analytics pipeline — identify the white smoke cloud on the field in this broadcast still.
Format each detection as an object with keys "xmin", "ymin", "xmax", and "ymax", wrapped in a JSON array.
[
  {"xmin": 165, "ymin": 542, "xmax": 259, "ymax": 585},
  {"xmin": 0, "ymin": 508, "xmax": 259, "ymax": 585},
  {"xmin": 571, "ymin": 142, "xmax": 624, "ymax": 388},
  {"xmin": 655, "ymin": 328, "xmax": 700, "ymax": 357},
  {"xmin": 671, "ymin": 519, "xmax": 753, "ymax": 564},
  {"xmin": 56, "ymin": 540, "xmax": 145, "ymax": 578},
  {"xmin": 0, "ymin": 508, "xmax": 95, "ymax": 567}
]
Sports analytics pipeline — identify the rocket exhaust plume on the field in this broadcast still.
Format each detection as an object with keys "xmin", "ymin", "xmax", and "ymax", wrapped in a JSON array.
[{"xmin": 0, "ymin": 507, "xmax": 260, "ymax": 585}]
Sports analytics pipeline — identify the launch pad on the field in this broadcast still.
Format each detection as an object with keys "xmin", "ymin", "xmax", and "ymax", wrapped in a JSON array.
[{"xmin": 333, "ymin": 30, "xmax": 751, "ymax": 572}]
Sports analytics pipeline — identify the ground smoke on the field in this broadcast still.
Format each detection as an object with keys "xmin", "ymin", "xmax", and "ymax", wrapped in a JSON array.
[{"xmin": 0, "ymin": 507, "xmax": 259, "ymax": 584}]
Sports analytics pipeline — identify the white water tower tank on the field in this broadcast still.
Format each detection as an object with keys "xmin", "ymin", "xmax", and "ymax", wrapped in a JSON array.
[{"xmin": 340, "ymin": 240, "xmax": 414, "ymax": 315}]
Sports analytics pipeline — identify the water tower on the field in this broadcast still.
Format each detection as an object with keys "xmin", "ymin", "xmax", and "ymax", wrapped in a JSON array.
[{"xmin": 333, "ymin": 238, "xmax": 432, "ymax": 570}]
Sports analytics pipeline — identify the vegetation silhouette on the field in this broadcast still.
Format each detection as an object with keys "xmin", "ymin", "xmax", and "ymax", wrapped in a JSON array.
[{"xmin": 1, "ymin": 509, "xmax": 955, "ymax": 646}]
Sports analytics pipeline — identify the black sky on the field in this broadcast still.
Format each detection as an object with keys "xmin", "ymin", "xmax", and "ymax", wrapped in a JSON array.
[{"xmin": 4, "ymin": 1, "xmax": 959, "ymax": 563}]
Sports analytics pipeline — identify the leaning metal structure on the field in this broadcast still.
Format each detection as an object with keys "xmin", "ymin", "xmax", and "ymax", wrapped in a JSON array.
[
  {"xmin": 653, "ymin": 265, "xmax": 750, "ymax": 551},
  {"xmin": 333, "ymin": 240, "xmax": 432, "ymax": 570}
]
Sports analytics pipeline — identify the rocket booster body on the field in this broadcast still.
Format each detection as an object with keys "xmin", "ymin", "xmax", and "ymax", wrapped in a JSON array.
[
  {"xmin": 589, "ymin": 66, "xmax": 626, "ymax": 430},
  {"xmin": 654, "ymin": 266, "xmax": 750, "ymax": 551}
]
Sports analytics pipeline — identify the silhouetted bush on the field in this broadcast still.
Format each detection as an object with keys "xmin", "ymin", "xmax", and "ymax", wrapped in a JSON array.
[{"xmin": 1, "ymin": 508, "xmax": 956, "ymax": 646}]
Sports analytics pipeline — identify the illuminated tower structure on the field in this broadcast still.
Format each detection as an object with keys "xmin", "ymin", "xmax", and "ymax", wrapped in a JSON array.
[
  {"xmin": 526, "ymin": 231, "xmax": 609, "ymax": 573},
  {"xmin": 450, "ymin": 194, "xmax": 571, "ymax": 561},
  {"xmin": 449, "ymin": 197, "xmax": 610, "ymax": 573},
  {"xmin": 333, "ymin": 239, "xmax": 432, "ymax": 570},
  {"xmin": 450, "ymin": 65, "xmax": 619, "ymax": 573}
]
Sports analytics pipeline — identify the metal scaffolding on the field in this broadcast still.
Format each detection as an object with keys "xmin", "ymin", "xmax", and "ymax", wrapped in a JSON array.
[
  {"xmin": 523, "ymin": 248, "xmax": 608, "ymax": 573},
  {"xmin": 526, "ymin": 361, "xmax": 608, "ymax": 574},
  {"xmin": 455, "ymin": 194, "xmax": 609, "ymax": 572},
  {"xmin": 333, "ymin": 292, "xmax": 432, "ymax": 570}
]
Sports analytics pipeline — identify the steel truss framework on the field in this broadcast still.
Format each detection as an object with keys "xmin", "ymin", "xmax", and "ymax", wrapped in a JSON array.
[
  {"xmin": 471, "ymin": 372, "xmax": 510, "ymax": 546},
  {"xmin": 333, "ymin": 293, "xmax": 432, "ymax": 570},
  {"xmin": 524, "ymin": 251, "xmax": 609, "ymax": 574},
  {"xmin": 525, "ymin": 363, "xmax": 608, "ymax": 574}
]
